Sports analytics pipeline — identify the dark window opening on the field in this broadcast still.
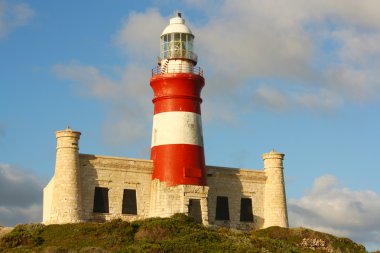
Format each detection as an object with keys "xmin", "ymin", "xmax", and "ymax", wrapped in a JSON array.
[
  {"xmin": 188, "ymin": 199, "xmax": 202, "ymax": 224},
  {"xmin": 93, "ymin": 187, "xmax": 109, "ymax": 213},
  {"xmin": 215, "ymin": 196, "xmax": 230, "ymax": 220},
  {"xmin": 122, "ymin": 189, "xmax": 137, "ymax": 215},
  {"xmin": 240, "ymin": 198, "xmax": 254, "ymax": 222}
]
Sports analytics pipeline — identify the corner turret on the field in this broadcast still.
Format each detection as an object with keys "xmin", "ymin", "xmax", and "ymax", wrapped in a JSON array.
[
  {"xmin": 262, "ymin": 150, "xmax": 288, "ymax": 228},
  {"xmin": 44, "ymin": 127, "xmax": 83, "ymax": 223}
]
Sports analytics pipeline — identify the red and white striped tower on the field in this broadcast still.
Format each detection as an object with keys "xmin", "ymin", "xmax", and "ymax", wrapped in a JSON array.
[{"xmin": 150, "ymin": 13, "xmax": 206, "ymax": 186}]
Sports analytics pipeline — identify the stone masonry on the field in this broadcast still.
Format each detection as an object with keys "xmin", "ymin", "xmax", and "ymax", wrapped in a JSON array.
[{"xmin": 43, "ymin": 128, "xmax": 288, "ymax": 230}]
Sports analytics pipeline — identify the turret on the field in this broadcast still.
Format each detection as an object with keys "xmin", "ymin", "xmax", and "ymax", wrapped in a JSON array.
[
  {"xmin": 262, "ymin": 150, "xmax": 288, "ymax": 228},
  {"xmin": 49, "ymin": 127, "xmax": 83, "ymax": 223}
]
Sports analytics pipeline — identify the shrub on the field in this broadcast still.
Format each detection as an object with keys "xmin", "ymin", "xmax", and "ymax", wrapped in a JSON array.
[
  {"xmin": 0, "ymin": 223, "xmax": 45, "ymax": 248},
  {"xmin": 80, "ymin": 246, "xmax": 110, "ymax": 253}
]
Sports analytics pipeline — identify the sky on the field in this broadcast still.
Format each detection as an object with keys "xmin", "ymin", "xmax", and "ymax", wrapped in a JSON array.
[{"xmin": 1, "ymin": 0, "xmax": 380, "ymax": 250}]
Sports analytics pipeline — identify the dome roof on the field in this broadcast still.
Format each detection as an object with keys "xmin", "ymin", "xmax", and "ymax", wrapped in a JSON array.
[{"xmin": 161, "ymin": 13, "xmax": 193, "ymax": 36}]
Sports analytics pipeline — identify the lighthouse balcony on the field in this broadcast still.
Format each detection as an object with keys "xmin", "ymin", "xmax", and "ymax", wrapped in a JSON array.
[{"xmin": 152, "ymin": 63, "xmax": 204, "ymax": 77}]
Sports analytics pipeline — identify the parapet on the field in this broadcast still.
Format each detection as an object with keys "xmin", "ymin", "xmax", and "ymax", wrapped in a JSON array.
[
  {"xmin": 55, "ymin": 127, "xmax": 81, "ymax": 150},
  {"xmin": 262, "ymin": 150, "xmax": 284, "ymax": 169}
]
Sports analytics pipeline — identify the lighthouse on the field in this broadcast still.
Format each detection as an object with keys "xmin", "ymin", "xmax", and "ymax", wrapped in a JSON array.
[
  {"xmin": 150, "ymin": 13, "xmax": 206, "ymax": 187},
  {"xmin": 43, "ymin": 12, "xmax": 288, "ymax": 229}
]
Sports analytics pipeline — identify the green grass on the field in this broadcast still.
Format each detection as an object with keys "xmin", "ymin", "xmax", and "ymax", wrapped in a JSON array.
[{"xmin": 0, "ymin": 214, "xmax": 368, "ymax": 253}]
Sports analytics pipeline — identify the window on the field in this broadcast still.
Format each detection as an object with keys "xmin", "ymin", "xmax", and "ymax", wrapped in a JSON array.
[
  {"xmin": 93, "ymin": 187, "xmax": 109, "ymax": 213},
  {"xmin": 122, "ymin": 189, "xmax": 137, "ymax": 215},
  {"xmin": 215, "ymin": 196, "xmax": 230, "ymax": 220},
  {"xmin": 160, "ymin": 32, "xmax": 195, "ymax": 61},
  {"xmin": 181, "ymin": 33, "xmax": 187, "ymax": 43},
  {"xmin": 240, "ymin": 198, "xmax": 254, "ymax": 222}
]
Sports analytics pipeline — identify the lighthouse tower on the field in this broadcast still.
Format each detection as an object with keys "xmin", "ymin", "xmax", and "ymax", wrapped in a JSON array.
[
  {"xmin": 150, "ymin": 13, "xmax": 206, "ymax": 186},
  {"xmin": 149, "ymin": 13, "xmax": 209, "ymax": 221}
]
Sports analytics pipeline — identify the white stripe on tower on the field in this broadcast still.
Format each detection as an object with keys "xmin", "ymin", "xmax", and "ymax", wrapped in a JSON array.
[{"xmin": 151, "ymin": 112, "xmax": 203, "ymax": 147}]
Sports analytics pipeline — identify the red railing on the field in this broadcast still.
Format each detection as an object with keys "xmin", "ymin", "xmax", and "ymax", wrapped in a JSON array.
[{"xmin": 152, "ymin": 64, "xmax": 204, "ymax": 77}]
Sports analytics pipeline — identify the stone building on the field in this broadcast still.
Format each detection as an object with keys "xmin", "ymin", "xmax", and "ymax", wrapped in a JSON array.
[{"xmin": 43, "ymin": 13, "xmax": 288, "ymax": 230}]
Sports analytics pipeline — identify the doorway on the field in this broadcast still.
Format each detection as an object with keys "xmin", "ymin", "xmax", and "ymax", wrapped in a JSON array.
[{"xmin": 188, "ymin": 198, "xmax": 202, "ymax": 224}]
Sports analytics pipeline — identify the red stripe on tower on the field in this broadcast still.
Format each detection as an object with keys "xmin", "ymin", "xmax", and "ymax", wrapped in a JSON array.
[{"xmin": 150, "ymin": 13, "xmax": 207, "ymax": 186}]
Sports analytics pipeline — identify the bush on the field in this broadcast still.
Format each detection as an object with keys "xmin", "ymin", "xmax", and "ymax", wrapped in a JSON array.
[
  {"xmin": 0, "ymin": 223, "xmax": 45, "ymax": 248},
  {"xmin": 80, "ymin": 246, "xmax": 110, "ymax": 253},
  {"xmin": 0, "ymin": 217, "xmax": 368, "ymax": 252}
]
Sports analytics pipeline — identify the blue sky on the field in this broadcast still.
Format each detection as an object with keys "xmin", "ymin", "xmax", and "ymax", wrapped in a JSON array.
[{"xmin": 1, "ymin": 0, "xmax": 380, "ymax": 250}]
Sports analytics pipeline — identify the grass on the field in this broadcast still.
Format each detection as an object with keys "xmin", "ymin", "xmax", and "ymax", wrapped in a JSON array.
[{"xmin": 0, "ymin": 214, "xmax": 369, "ymax": 253}]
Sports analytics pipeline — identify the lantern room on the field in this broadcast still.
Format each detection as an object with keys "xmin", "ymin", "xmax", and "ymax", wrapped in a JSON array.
[{"xmin": 160, "ymin": 12, "xmax": 198, "ymax": 64}]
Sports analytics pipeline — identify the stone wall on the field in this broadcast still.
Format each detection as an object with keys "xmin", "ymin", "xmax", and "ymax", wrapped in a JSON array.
[
  {"xmin": 42, "ymin": 177, "xmax": 54, "ymax": 223},
  {"xmin": 79, "ymin": 154, "xmax": 153, "ymax": 222},
  {"xmin": 149, "ymin": 179, "xmax": 209, "ymax": 224},
  {"xmin": 207, "ymin": 166, "xmax": 266, "ymax": 230},
  {"xmin": 43, "ymin": 152, "xmax": 287, "ymax": 229}
]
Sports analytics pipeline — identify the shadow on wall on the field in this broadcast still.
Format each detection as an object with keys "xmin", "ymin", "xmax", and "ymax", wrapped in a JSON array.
[
  {"xmin": 77, "ymin": 154, "xmax": 153, "ymax": 223},
  {"xmin": 79, "ymin": 154, "xmax": 108, "ymax": 223},
  {"xmin": 206, "ymin": 166, "xmax": 264, "ymax": 230}
]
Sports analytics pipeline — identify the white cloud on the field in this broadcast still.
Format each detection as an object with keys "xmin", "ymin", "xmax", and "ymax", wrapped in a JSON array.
[
  {"xmin": 101, "ymin": 1, "xmax": 375, "ymax": 116},
  {"xmin": 188, "ymin": 0, "xmax": 380, "ymax": 111},
  {"xmin": 0, "ymin": 164, "xmax": 42, "ymax": 226},
  {"xmin": 0, "ymin": 205, "xmax": 42, "ymax": 227},
  {"xmin": 52, "ymin": 9, "xmax": 168, "ymax": 146},
  {"xmin": 253, "ymin": 86, "xmax": 292, "ymax": 111},
  {"xmin": 53, "ymin": 62, "xmax": 153, "ymax": 146},
  {"xmin": 252, "ymin": 86, "xmax": 343, "ymax": 112},
  {"xmin": 114, "ymin": 9, "xmax": 166, "ymax": 63},
  {"xmin": 53, "ymin": 63, "xmax": 120, "ymax": 101},
  {"xmin": 0, "ymin": 0, "xmax": 34, "ymax": 39},
  {"xmin": 53, "ymin": 1, "xmax": 380, "ymax": 145},
  {"xmin": 289, "ymin": 174, "xmax": 380, "ymax": 250}
]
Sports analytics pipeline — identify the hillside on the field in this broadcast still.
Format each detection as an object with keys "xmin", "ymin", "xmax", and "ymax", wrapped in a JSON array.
[{"xmin": 0, "ymin": 214, "xmax": 369, "ymax": 253}]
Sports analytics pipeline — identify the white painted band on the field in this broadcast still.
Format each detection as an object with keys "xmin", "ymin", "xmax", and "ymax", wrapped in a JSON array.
[{"xmin": 151, "ymin": 111, "xmax": 204, "ymax": 147}]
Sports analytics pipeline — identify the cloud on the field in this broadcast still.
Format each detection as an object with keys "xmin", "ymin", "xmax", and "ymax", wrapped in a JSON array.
[
  {"xmin": 253, "ymin": 86, "xmax": 292, "ymax": 111},
  {"xmin": 52, "ymin": 10, "xmax": 165, "ymax": 146},
  {"xmin": 53, "ymin": 63, "xmax": 120, "ymax": 101},
  {"xmin": 53, "ymin": 1, "xmax": 380, "ymax": 145},
  {"xmin": 193, "ymin": 0, "xmax": 380, "ymax": 111},
  {"xmin": 289, "ymin": 174, "xmax": 380, "ymax": 250},
  {"xmin": 53, "ymin": 61, "xmax": 153, "ymax": 146},
  {"xmin": 0, "ymin": 205, "xmax": 42, "ymax": 227},
  {"xmin": 252, "ymin": 86, "xmax": 343, "ymax": 112},
  {"xmin": 0, "ymin": 0, "xmax": 34, "ymax": 40},
  {"xmin": 0, "ymin": 164, "xmax": 43, "ymax": 226},
  {"xmin": 114, "ymin": 9, "xmax": 166, "ymax": 63},
  {"xmin": 112, "ymin": 1, "xmax": 380, "ymax": 114}
]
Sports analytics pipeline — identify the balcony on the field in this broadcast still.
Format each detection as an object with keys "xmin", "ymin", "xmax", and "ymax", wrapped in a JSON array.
[{"xmin": 152, "ymin": 62, "xmax": 204, "ymax": 77}]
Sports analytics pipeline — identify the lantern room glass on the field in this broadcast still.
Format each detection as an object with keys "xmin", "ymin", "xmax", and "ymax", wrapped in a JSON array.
[{"xmin": 160, "ymin": 33, "xmax": 195, "ymax": 62}]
